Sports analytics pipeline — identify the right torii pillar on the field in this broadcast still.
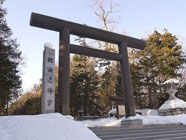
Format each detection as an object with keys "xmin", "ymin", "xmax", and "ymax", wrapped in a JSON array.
[{"xmin": 119, "ymin": 42, "xmax": 135, "ymax": 117}]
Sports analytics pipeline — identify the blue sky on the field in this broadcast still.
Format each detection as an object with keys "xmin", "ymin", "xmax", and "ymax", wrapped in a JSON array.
[{"xmin": 3, "ymin": 0, "xmax": 186, "ymax": 91}]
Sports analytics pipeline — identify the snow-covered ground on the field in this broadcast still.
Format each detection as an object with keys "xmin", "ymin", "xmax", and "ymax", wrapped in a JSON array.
[
  {"xmin": 0, "ymin": 113, "xmax": 100, "ymax": 140},
  {"xmin": 80, "ymin": 117, "xmax": 121, "ymax": 127},
  {"xmin": 2, "ymin": 113, "xmax": 186, "ymax": 140},
  {"xmin": 80, "ymin": 114, "xmax": 186, "ymax": 127}
]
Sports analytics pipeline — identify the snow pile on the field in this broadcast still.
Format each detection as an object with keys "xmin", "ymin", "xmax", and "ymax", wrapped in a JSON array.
[
  {"xmin": 80, "ymin": 117, "xmax": 121, "ymax": 127},
  {"xmin": 108, "ymin": 108, "xmax": 117, "ymax": 116},
  {"xmin": 164, "ymin": 78, "xmax": 179, "ymax": 84},
  {"xmin": 128, "ymin": 114, "xmax": 186, "ymax": 125},
  {"xmin": 159, "ymin": 98, "xmax": 186, "ymax": 110},
  {"xmin": 136, "ymin": 109, "xmax": 159, "ymax": 116},
  {"xmin": 0, "ymin": 113, "xmax": 100, "ymax": 140}
]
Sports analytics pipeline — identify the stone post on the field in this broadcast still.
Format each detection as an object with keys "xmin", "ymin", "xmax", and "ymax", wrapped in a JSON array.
[{"xmin": 42, "ymin": 42, "xmax": 55, "ymax": 113}]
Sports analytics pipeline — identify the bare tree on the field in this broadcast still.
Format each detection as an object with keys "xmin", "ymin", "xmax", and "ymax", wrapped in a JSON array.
[
  {"xmin": 90, "ymin": 0, "xmax": 121, "ymax": 112},
  {"xmin": 91, "ymin": 0, "xmax": 120, "ymax": 31},
  {"xmin": 90, "ymin": 0, "xmax": 120, "ymax": 52}
]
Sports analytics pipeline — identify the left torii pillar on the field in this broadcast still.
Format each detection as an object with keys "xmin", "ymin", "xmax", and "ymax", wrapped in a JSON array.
[{"xmin": 58, "ymin": 27, "xmax": 70, "ymax": 115}]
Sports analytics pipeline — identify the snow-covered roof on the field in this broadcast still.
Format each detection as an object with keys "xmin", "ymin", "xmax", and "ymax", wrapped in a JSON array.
[
  {"xmin": 159, "ymin": 98, "xmax": 186, "ymax": 110},
  {"xmin": 164, "ymin": 78, "xmax": 179, "ymax": 84}
]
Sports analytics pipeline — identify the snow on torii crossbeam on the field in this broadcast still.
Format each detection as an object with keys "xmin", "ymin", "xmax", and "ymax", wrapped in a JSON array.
[{"xmin": 30, "ymin": 12, "xmax": 146, "ymax": 118}]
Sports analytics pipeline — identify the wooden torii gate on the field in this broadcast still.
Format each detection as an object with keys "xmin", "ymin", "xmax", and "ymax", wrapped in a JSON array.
[{"xmin": 30, "ymin": 13, "xmax": 145, "ymax": 118}]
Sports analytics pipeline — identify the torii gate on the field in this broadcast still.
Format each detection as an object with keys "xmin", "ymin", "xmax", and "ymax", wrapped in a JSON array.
[{"xmin": 30, "ymin": 13, "xmax": 145, "ymax": 118}]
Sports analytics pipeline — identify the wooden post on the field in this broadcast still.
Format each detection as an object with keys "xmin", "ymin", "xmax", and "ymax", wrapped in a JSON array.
[
  {"xmin": 119, "ymin": 42, "xmax": 135, "ymax": 118},
  {"xmin": 58, "ymin": 27, "xmax": 70, "ymax": 115}
]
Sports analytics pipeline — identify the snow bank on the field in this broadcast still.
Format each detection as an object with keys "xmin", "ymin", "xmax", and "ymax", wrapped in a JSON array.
[
  {"xmin": 80, "ymin": 117, "xmax": 122, "ymax": 127},
  {"xmin": 128, "ymin": 114, "xmax": 186, "ymax": 125},
  {"xmin": 0, "ymin": 113, "xmax": 100, "ymax": 140}
]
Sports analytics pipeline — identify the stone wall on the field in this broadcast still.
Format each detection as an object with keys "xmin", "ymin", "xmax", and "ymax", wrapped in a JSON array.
[{"xmin": 159, "ymin": 108, "xmax": 186, "ymax": 116}]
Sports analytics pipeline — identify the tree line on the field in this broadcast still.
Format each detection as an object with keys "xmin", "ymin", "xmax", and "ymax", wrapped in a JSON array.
[{"xmin": 8, "ymin": 30, "xmax": 186, "ymax": 116}]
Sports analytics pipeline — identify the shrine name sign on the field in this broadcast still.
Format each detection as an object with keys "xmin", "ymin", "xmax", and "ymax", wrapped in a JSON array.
[{"xmin": 42, "ymin": 43, "xmax": 55, "ymax": 113}]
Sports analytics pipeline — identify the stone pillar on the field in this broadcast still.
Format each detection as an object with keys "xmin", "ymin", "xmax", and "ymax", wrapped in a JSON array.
[
  {"xmin": 119, "ymin": 41, "xmax": 135, "ymax": 118},
  {"xmin": 58, "ymin": 27, "xmax": 70, "ymax": 115},
  {"xmin": 42, "ymin": 43, "xmax": 55, "ymax": 113}
]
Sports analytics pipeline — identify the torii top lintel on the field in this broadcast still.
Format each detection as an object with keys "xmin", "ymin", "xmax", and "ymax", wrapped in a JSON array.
[{"xmin": 30, "ymin": 13, "xmax": 145, "ymax": 50}]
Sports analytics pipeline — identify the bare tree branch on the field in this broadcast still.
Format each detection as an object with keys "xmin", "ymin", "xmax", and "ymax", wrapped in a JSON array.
[{"xmin": 91, "ymin": 0, "xmax": 120, "ymax": 32}]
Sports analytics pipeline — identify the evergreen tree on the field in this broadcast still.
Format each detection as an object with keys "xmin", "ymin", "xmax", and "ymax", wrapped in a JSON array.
[
  {"xmin": 0, "ymin": 1, "xmax": 22, "ymax": 115},
  {"xmin": 131, "ymin": 29, "xmax": 185, "ymax": 109},
  {"xmin": 130, "ymin": 62, "xmax": 148, "ymax": 108},
  {"xmin": 70, "ymin": 37, "xmax": 101, "ymax": 116},
  {"xmin": 115, "ymin": 69, "xmax": 123, "ymax": 96},
  {"xmin": 177, "ymin": 65, "xmax": 186, "ymax": 101}
]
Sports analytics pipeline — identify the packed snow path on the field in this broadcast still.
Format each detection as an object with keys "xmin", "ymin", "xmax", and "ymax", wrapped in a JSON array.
[{"xmin": 90, "ymin": 124, "xmax": 186, "ymax": 140}]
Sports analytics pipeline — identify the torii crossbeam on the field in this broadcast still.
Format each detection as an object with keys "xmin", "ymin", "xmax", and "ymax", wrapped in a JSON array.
[{"xmin": 30, "ymin": 13, "xmax": 145, "ymax": 118}]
